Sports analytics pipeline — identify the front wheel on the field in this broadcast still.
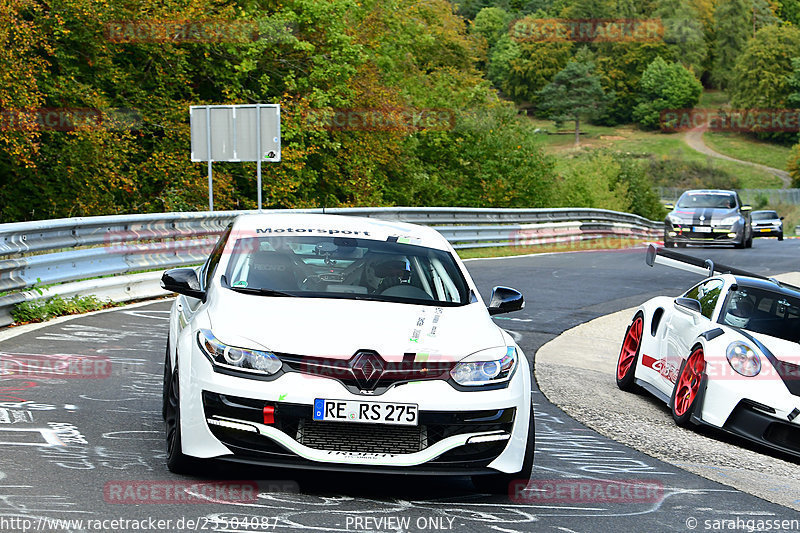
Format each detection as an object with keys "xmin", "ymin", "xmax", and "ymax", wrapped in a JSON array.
[
  {"xmin": 472, "ymin": 404, "xmax": 534, "ymax": 495},
  {"xmin": 165, "ymin": 365, "xmax": 196, "ymax": 474},
  {"xmin": 778, "ymin": 233, "xmax": 784, "ymax": 241},
  {"xmin": 670, "ymin": 347, "xmax": 705, "ymax": 427},
  {"xmin": 616, "ymin": 312, "xmax": 644, "ymax": 392}
]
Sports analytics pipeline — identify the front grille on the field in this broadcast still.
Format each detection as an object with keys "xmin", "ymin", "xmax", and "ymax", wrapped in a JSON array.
[
  {"xmin": 297, "ymin": 419, "xmax": 426, "ymax": 453},
  {"xmin": 764, "ymin": 422, "xmax": 800, "ymax": 453}
]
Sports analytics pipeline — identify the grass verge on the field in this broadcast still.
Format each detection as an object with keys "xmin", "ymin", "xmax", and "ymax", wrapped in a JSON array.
[
  {"xmin": 11, "ymin": 294, "xmax": 122, "ymax": 325},
  {"xmin": 702, "ymin": 132, "xmax": 793, "ymax": 172}
]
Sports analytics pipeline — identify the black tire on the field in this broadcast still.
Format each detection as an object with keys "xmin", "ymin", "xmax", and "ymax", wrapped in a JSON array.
[
  {"xmin": 778, "ymin": 233, "xmax": 784, "ymax": 241},
  {"xmin": 669, "ymin": 347, "xmax": 705, "ymax": 428},
  {"xmin": 676, "ymin": 242, "xmax": 687, "ymax": 248},
  {"xmin": 472, "ymin": 404, "xmax": 535, "ymax": 495},
  {"xmin": 616, "ymin": 312, "xmax": 644, "ymax": 392},
  {"xmin": 162, "ymin": 342, "xmax": 171, "ymax": 421},
  {"xmin": 734, "ymin": 238, "xmax": 745, "ymax": 249},
  {"xmin": 745, "ymin": 233, "xmax": 753, "ymax": 248},
  {"xmin": 165, "ymin": 364, "xmax": 195, "ymax": 474},
  {"xmin": 664, "ymin": 234, "xmax": 675, "ymax": 248}
]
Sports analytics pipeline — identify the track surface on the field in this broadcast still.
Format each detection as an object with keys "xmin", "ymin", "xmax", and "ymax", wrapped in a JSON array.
[{"xmin": 0, "ymin": 239, "xmax": 798, "ymax": 533}]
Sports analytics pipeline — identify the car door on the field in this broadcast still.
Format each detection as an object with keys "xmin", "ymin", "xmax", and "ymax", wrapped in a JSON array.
[{"xmin": 663, "ymin": 278, "xmax": 723, "ymax": 384}]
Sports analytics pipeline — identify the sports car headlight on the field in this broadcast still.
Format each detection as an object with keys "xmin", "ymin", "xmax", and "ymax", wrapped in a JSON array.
[
  {"xmin": 450, "ymin": 347, "xmax": 517, "ymax": 386},
  {"xmin": 720, "ymin": 215, "xmax": 741, "ymax": 225},
  {"xmin": 198, "ymin": 329, "xmax": 281, "ymax": 375},
  {"xmin": 666, "ymin": 214, "xmax": 684, "ymax": 225},
  {"xmin": 726, "ymin": 341, "xmax": 761, "ymax": 377}
]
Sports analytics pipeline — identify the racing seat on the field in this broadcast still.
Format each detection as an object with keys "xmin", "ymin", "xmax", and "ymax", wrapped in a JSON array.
[{"xmin": 246, "ymin": 251, "xmax": 298, "ymax": 291}]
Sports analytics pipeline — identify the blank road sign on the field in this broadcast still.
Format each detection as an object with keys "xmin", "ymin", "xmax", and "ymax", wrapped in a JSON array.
[{"xmin": 190, "ymin": 104, "xmax": 280, "ymax": 162}]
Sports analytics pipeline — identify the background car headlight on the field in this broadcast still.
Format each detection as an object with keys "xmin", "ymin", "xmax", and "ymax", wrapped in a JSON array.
[
  {"xmin": 720, "ymin": 215, "xmax": 741, "ymax": 225},
  {"xmin": 450, "ymin": 347, "xmax": 517, "ymax": 386},
  {"xmin": 198, "ymin": 329, "xmax": 282, "ymax": 375},
  {"xmin": 726, "ymin": 341, "xmax": 761, "ymax": 377},
  {"xmin": 666, "ymin": 214, "xmax": 684, "ymax": 225}
]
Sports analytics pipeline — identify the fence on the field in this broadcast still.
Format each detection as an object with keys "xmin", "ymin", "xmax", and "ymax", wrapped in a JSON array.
[{"xmin": 0, "ymin": 207, "xmax": 663, "ymax": 326}]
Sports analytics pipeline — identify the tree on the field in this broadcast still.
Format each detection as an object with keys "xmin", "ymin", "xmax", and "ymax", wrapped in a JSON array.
[
  {"xmin": 632, "ymin": 56, "xmax": 702, "ymax": 130},
  {"xmin": 471, "ymin": 7, "xmax": 512, "ymax": 50},
  {"xmin": 729, "ymin": 25, "xmax": 800, "ymax": 119},
  {"xmin": 712, "ymin": 0, "xmax": 752, "ymax": 88},
  {"xmin": 537, "ymin": 59, "xmax": 611, "ymax": 146},
  {"xmin": 654, "ymin": 0, "xmax": 707, "ymax": 76}
]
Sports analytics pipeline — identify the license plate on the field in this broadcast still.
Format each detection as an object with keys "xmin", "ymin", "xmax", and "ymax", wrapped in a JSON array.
[
  {"xmin": 313, "ymin": 399, "xmax": 418, "ymax": 426},
  {"xmin": 693, "ymin": 226, "xmax": 712, "ymax": 233},
  {"xmin": 760, "ymin": 228, "xmax": 771, "ymax": 232}
]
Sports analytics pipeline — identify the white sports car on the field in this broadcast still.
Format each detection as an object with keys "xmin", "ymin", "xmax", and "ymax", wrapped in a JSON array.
[
  {"xmin": 161, "ymin": 213, "xmax": 534, "ymax": 492},
  {"xmin": 617, "ymin": 245, "xmax": 800, "ymax": 457}
]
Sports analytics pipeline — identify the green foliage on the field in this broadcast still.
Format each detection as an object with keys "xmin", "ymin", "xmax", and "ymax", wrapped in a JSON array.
[
  {"xmin": 654, "ymin": 0, "xmax": 707, "ymax": 76},
  {"xmin": 786, "ymin": 57, "xmax": 800, "ymax": 109},
  {"xmin": 538, "ymin": 58, "xmax": 611, "ymax": 143},
  {"xmin": 633, "ymin": 57, "xmax": 702, "ymax": 130},
  {"xmin": 788, "ymin": 143, "xmax": 800, "ymax": 187},
  {"xmin": 777, "ymin": 0, "xmax": 800, "ymax": 24},
  {"xmin": 645, "ymin": 157, "xmax": 742, "ymax": 190},
  {"xmin": 501, "ymin": 41, "xmax": 574, "ymax": 105},
  {"xmin": 472, "ymin": 7, "xmax": 512, "ymax": 49},
  {"xmin": 712, "ymin": 0, "xmax": 752, "ymax": 88},
  {"xmin": 12, "ymin": 294, "xmax": 117, "ymax": 324}
]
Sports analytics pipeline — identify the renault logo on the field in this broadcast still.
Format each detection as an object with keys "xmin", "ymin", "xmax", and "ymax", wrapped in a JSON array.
[{"xmin": 351, "ymin": 352, "xmax": 385, "ymax": 390}]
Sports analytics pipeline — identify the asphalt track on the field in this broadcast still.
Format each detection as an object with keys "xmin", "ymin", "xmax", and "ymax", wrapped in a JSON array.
[{"xmin": 0, "ymin": 239, "xmax": 798, "ymax": 533}]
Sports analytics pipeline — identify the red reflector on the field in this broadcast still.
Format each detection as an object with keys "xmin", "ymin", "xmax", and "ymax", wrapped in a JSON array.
[{"xmin": 263, "ymin": 405, "xmax": 275, "ymax": 425}]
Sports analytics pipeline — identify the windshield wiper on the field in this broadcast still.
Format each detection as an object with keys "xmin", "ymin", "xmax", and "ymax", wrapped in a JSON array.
[{"xmin": 227, "ymin": 286, "xmax": 296, "ymax": 297}]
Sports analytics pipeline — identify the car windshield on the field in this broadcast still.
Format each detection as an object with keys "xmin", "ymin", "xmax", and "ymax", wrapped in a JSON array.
[
  {"xmin": 677, "ymin": 193, "xmax": 737, "ymax": 209},
  {"xmin": 223, "ymin": 236, "xmax": 469, "ymax": 305},
  {"xmin": 751, "ymin": 211, "xmax": 778, "ymax": 220},
  {"xmin": 720, "ymin": 286, "xmax": 800, "ymax": 343}
]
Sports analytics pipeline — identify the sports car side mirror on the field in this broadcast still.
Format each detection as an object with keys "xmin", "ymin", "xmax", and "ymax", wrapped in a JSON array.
[
  {"xmin": 741, "ymin": 205, "xmax": 752, "ymax": 212},
  {"xmin": 161, "ymin": 268, "xmax": 205, "ymax": 300},
  {"xmin": 488, "ymin": 286, "xmax": 524, "ymax": 315},
  {"xmin": 674, "ymin": 297, "xmax": 702, "ymax": 314}
]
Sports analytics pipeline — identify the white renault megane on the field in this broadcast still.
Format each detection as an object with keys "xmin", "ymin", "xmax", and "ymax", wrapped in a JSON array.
[{"xmin": 161, "ymin": 213, "xmax": 534, "ymax": 492}]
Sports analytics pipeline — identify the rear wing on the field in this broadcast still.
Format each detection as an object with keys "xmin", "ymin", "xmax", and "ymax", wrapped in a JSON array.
[{"xmin": 645, "ymin": 244, "xmax": 779, "ymax": 281}]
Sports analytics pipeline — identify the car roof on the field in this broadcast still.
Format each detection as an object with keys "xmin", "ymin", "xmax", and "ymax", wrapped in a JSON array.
[
  {"xmin": 680, "ymin": 189, "xmax": 736, "ymax": 195},
  {"xmin": 733, "ymin": 275, "xmax": 800, "ymax": 298},
  {"xmin": 228, "ymin": 213, "xmax": 452, "ymax": 251}
]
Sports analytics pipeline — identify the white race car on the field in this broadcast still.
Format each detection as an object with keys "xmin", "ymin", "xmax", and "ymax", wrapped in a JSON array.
[
  {"xmin": 617, "ymin": 245, "xmax": 800, "ymax": 457},
  {"xmin": 161, "ymin": 213, "xmax": 534, "ymax": 492}
]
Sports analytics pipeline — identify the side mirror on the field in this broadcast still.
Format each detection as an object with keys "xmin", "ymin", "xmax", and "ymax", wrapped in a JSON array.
[
  {"xmin": 488, "ymin": 286, "xmax": 524, "ymax": 316},
  {"xmin": 161, "ymin": 268, "xmax": 205, "ymax": 300},
  {"xmin": 674, "ymin": 297, "xmax": 702, "ymax": 314},
  {"xmin": 741, "ymin": 205, "xmax": 752, "ymax": 212},
  {"xmin": 781, "ymin": 216, "xmax": 785, "ymax": 220}
]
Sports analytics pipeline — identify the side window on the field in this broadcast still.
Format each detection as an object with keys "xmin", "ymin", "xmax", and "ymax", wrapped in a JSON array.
[
  {"xmin": 685, "ymin": 279, "xmax": 723, "ymax": 319},
  {"xmin": 202, "ymin": 224, "xmax": 233, "ymax": 290}
]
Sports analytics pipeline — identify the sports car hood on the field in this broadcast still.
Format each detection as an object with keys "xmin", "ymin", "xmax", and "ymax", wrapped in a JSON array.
[
  {"xmin": 205, "ymin": 289, "xmax": 506, "ymax": 361},
  {"xmin": 747, "ymin": 331, "xmax": 800, "ymax": 365},
  {"xmin": 671, "ymin": 207, "xmax": 739, "ymax": 223}
]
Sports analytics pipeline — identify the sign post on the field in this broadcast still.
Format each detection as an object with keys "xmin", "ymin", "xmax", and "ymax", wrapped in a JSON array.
[{"xmin": 190, "ymin": 104, "xmax": 281, "ymax": 211}]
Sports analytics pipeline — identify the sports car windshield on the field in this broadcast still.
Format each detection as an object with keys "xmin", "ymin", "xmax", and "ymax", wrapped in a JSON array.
[
  {"xmin": 223, "ymin": 236, "xmax": 470, "ymax": 305},
  {"xmin": 720, "ymin": 286, "xmax": 800, "ymax": 343},
  {"xmin": 677, "ymin": 193, "xmax": 737, "ymax": 209}
]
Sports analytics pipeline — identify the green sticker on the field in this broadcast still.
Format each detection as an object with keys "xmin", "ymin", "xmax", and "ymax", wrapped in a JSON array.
[{"xmin": 233, "ymin": 280, "xmax": 248, "ymax": 287}]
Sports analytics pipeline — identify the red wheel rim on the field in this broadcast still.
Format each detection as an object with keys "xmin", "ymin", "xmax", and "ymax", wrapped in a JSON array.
[
  {"xmin": 617, "ymin": 317, "xmax": 643, "ymax": 381},
  {"xmin": 674, "ymin": 348, "xmax": 705, "ymax": 417}
]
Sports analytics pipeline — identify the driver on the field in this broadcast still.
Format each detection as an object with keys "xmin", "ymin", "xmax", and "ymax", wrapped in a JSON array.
[{"xmin": 724, "ymin": 295, "xmax": 754, "ymax": 328}]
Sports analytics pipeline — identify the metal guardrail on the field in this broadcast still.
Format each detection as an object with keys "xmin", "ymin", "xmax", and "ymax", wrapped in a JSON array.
[{"xmin": 0, "ymin": 207, "xmax": 663, "ymax": 326}]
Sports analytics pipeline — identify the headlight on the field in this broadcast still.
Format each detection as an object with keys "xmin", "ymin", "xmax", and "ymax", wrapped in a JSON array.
[
  {"xmin": 726, "ymin": 341, "xmax": 761, "ymax": 377},
  {"xmin": 667, "ymin": 214, "xmax": 684, "ymax": 225},
  {"xmin": 720, "ymin": 215, "xmax": 740, "ymax": 225},
  {"xmin": 450, "ymin": 346, "xmax": 517, "ymax": 386},
  {"xmin": 198, "ymin": 329, "xmax": 282, "ymax": 375}
]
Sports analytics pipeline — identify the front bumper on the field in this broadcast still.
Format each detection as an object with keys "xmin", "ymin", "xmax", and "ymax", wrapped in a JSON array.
[
  {"xmin": 752, "ymin": 226, "xmax": 782, "ymax": 238},
  {"xmin": 722, "ymin": 400, "xmax": 800, "ymax": 457},
  {"xmin": 178, "ymin": 339, "xmax": 532, "ymax": 475},
  {"xmin": 665, "ymin": 222, "xmax": 743, "ymax": 244}
]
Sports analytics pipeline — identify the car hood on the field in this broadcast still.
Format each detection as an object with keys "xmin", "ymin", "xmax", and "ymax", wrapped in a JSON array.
[
  {"xmin": 206, "ymin": 289, "xmax": 506, "ymax": 361},
  {"xmin": 749, "ymin": 332, "xmax": 800, "ymax": 365},
  {"xmin": 670, "ymin": 207, "xmax": 740, "ymax": 223}
]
